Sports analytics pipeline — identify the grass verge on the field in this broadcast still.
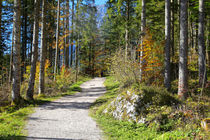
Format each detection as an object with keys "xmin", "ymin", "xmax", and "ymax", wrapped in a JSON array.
[
  {"xmin": 90, "ymin": 77, "xmax": 208, "ymax": 140},
  {"xmin": 0, "ymin": 77, "xmax": 90, "ymax": 139}
]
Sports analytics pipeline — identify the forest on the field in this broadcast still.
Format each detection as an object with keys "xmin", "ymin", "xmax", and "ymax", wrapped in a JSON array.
[{"xmin": 0, "ymin": 0, "xmax": 209, "ymax": 139}]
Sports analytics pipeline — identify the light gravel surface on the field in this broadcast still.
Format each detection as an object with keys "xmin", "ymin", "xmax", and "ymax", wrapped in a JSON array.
[{"xmin": 26, "ymin": 78, "xmax": 106, "ymax": 140}]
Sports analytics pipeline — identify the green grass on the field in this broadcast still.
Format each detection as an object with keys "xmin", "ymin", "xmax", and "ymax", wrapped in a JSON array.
[
  {"xmin": 0, "ymin": 106, "xmax": 34, "ymax": 139},
  {"xmin": 0, "ymin": 77, "xmax": 90, "ymax": 139},
  {"xmin": 94, "ymin": 115, "xmax": 198, "ymax": 140},
  {"xmin": 90, "ymin": 76, "xmax": 207, "ymax": 140}
]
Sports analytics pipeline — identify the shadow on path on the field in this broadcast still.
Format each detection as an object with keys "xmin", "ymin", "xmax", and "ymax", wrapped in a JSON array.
[{"xmin": 0, "ymin": 136, "xmax": 84, "ymax": 140}]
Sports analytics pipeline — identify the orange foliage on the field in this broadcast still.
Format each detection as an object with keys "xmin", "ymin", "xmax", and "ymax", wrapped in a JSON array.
[{"xmin": 137, "ymin": 30, "xmax": 164, "ymax": 85}]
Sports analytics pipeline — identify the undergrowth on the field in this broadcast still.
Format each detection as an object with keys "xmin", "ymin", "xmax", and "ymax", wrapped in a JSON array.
[{"xmin": 90, "ymin": 76, "xmax": 209, "ymax": 140}]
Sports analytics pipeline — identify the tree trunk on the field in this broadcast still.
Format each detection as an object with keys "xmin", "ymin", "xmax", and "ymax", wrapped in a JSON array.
[
  {"xmin": 9, "ymin": 27, "xmax": 15, "ymax": 84},
  {"xmin": 12, "ymin": 0, "xmax": 22, "ymax": 104},
  {"xmin": 125, "ymin": 0, "xmax": 130, "ymax": 60},
  {"xmin": 0, "ymin": 0, "xmax": 2, "ymax": 67},
  {"xmin": 21, "ymin": 0, "xmax": 28, "ymax": 82},
  {"xmin": 0, "ymin": 0, "xmax": 1, "ymax": 43},
  {"xmin": 164, "ymin": 0, "xmax": 171, "ymax": 90},
  {"xmin": 198, "ymin": 0, "xmax": 206, "ymax": 86},
  {"xmin": 39, "ymin": 0, "xmax": 46, "ymax": 94},
  {"xmin": 178, "ymin": 0, "xmax": 188, "ymax": 100},
  {"xmin": 63, "ymin": 18, "xmax": 66, "ymax": 66},
  {"xmin": 65, "ymin": 0, "xmax": 70, "ymax": 67},
  {"xmin": 140, "ymin": 0, "xmax": 146, "ymax": 80},
  {"xmin": 26, "ymin": 0, "xmax": 40, "ymax": 100},
  {"xmin": 0, "ymin": 0, "xmax": 2, "ymax": 45},
  {"xmin": 70, "ymin": 0, "xmax": 74, "ymax": 67},
  {"xmin": 75, "ymin": 0, "xmax": 80, "ymax": 82},
  {"xmin": 207, "ymin": 15, "xmax": 210, "ymax": 68},
  {"xmin": 54, "ymin": 0, "xmax": 60, "ymax": 80},
  {"xmin": 171, "ymin": 0, "xmax": 175, "ymax": 57}
]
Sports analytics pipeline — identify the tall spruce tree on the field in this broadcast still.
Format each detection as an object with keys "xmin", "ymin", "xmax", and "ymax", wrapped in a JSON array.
[
  {"xmin": 178, "ymin": 0, "xmax": 188, "ymax": 100},
  {"xmin": 198, "ymin": 0, "xmax": 206, "ymax": 86},
  {"xmin": 12, "ymin": 0, "xmax": 22, "ymax": 104},
  {"xmin": 39, "ymin": 0, "xmax": 47, "ymax": 94},
  {"xmin": 164, "ymin": 0, "xmax": 171, "ymax": 90},
  {"xmin": 26, "ymin": 0, "xmax": 40, "ymax": 100}
]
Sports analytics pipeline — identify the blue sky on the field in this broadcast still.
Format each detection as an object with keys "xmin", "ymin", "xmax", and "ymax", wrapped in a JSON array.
[{"xmin": 95, "ymin": 0, "xmax": 107, "ymax": 5}]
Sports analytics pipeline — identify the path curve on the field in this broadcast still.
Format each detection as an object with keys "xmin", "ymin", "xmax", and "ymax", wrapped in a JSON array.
[{"xmin": 26, "ymin": 77, "xmax": 106, "ymax": 140}]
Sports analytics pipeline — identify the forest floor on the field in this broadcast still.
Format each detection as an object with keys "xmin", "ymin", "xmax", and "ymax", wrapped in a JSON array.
[{"xmin": 26, "ymin": 77, "xmax": 106, "ymax": 140}]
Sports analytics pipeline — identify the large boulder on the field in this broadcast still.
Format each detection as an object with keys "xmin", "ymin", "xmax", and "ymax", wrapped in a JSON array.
[
  {"xmin": 103, "ymin": 86, "xmax": 180, "ymax": 124},
  {"xmin": 103, "ymin": 90, "xmax": 146, "ymax": 123}
]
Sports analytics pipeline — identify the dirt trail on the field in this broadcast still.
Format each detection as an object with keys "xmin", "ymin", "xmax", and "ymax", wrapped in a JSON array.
[{"xmin": 26, "ymin": 77, "xmax": 106, "ymax": 140}]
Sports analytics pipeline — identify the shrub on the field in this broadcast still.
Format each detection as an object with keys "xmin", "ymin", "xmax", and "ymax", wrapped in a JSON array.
[{"xmin": 109, "ymin": 30, "xmax": 164, "ymax": 87}]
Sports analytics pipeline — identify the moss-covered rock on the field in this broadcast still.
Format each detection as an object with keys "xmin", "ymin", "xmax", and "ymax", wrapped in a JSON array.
[
  {"xmin": 104, "ymin": 90, "xmax": 145, "ymax": 123},
  {"xmin": 103, "ymin": 86, "xmax": 180, "ymax": 124}
]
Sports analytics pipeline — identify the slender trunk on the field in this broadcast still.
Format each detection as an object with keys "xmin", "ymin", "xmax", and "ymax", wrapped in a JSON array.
[
  {"xmin": 198, "ymin": 0, "xmax": 206, "ymax": 86},
  {"xmin": 39, "ymin": 0, "xmax": 46, "ymax": 94},
  {"xmin": 171, "ymin": 0, "xmax": 175, "ymax": 57},
  {"xmin": 89, "ymin": 42, "xmax": 91, "ymax": 74},
  {"xmin": 12, "ymin": 0, "xmax": 22, "ymax": 104},
  {"xmin": 207, "ymin": 15, "xmax": 210, "ymax": 68},
  {"xmin": 70, "ymin": 0, "xmax": 74, "ymax": 67},
  {"xmin": 140, "ymin": 0, "xmax": 146, "ymax": 80},
  {"xmin": 49, "ymin": 15, "xmax": 53, "ymax": 67},
  {"xmin": 177, "ymin": 0, "xmax": 180, "ymax": 52},
  {"xmin": 75, "ymin": 34, "xmax": 79, "ymax": 82},
  {"xmin": 164, "ymin": 0, "xmax": 171, "ymax": 90},
  {"xmin": 26, "ymin": 0, "xmax": 40, "ymax": 100},
  {"xmin": 54, "ymin": 0, "xmax": 60, "ymax": 80},
  {"xmin": 9, "ymin": 28, "xmax": 15, "ymax": 84},
  {"xmin": 75, "ymin": 0, "xmax": 80, "ymax": 82},
  {"xmin": 190, "ymin": 14, "xmax": 194, "ymax": 63},
  {"xmin": 92, "ymin": 43, "xmax": 95, "ymax": 77},
  {"xmin": 29, "ymin": 23, "xmax": 33, "ymax": 65},
  {"xmin": 125, "ymin": 0, "xmax": 130, "ymax": 60},
  {"xmin": 65, "ymin": 0, "xmax": 70, "ymax": 67},
  {"xmin": 21, "ymin": 0, "xmax": 27, "ymax": 82},
  {"xmin": 63, "ymin": 18, "xmax": 66, "ymax": 66},
  {"xmin": 0, "ymin": 0, "xmax": 2, "ymax": 67},
  {"xmin": 0, "ymin": 0, "xmax": 1, "ymax": 43},
  {"xmin": 125, "ymin": 28, "xmax": 128, "ymax": 60},
  {"xmin": 178, "ymin": 0, "xmax": 188, "ymax": 100}
]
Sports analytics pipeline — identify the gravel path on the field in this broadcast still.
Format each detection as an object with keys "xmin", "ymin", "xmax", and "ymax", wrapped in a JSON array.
[{"xmin": 26, "ymin": 78, "xmax": 106, "ymax": 140}]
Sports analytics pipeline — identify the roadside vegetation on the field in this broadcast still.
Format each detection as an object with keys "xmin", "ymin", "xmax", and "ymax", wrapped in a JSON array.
[
  {"xmin": 0, "ymin": 73, "xmax": 90, "ymax": 139},
  {"xmin": 91, "ymin": 76, "xmax": 209, "ymax": 139}
]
